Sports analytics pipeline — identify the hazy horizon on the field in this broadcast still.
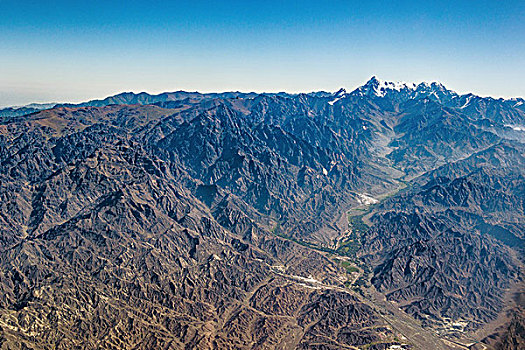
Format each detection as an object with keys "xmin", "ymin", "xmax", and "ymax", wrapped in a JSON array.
[
  {"xmin": 3, "ymin": 75, "xmax": 525, "ymax": 109},
  {"xmin": 2, "ymin": 0, "xmax": 524, "ymax": 107}
]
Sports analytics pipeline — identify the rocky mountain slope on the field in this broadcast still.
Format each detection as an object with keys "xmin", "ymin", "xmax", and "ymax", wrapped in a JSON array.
[{"xmin": 0, "ymin": 77, "xmax": 523, "ymax": 349}]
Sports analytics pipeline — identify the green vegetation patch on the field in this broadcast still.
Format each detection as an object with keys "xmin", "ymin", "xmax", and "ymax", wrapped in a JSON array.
[{"xmin": 340, "ymin": 260, "xmax": 359, "ymax": 273}]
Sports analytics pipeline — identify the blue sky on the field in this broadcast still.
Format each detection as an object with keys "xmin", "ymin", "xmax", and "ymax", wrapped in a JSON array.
[{"xmin": 1, "ymin": 0, "xmax": 524, "ymax": 106}]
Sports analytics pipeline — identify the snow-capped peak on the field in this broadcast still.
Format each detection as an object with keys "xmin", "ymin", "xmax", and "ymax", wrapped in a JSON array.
[
  {"xmin": 353, "ymin": 76, "xmax": 419, "ymax": 97},
  {"xmin": 351, "ymin": 76, "xmax": 457, "ymax": 101},
  {"xmin": 327, "ymin": 77, "xmax": 462, "ymax": 106}
]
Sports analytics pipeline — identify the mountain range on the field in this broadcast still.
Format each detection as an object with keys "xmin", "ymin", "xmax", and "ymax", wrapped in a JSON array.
[{"xmin": 0, "ymin": 77, "xmax": 523, "ymax": 349}]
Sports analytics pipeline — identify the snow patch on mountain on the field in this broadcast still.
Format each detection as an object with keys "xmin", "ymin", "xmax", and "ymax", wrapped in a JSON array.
[
  {"xmin": 357, "ymin": 193, "xmax": 379, "ymax": 205},
  {"xmin": 505, "ymin": 124, "xmax": 525, "ymax": 131},
  {"xmin": 328, "ymin": 88, "xmax": 347, "ymax": 105},
  {"xmin": 328, "ymin": 97, "xmax": 342, "ymax": 105},
  {"xmin": 461, "ymin": 96, "xmax": 472, "ymax": 109}
]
